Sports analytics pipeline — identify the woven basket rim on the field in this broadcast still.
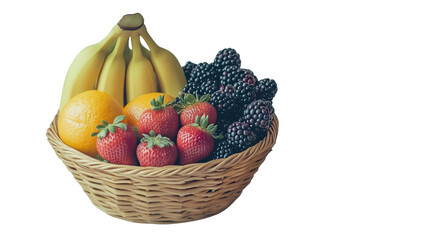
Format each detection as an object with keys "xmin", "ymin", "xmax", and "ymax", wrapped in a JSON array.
[{"xmin": 47, "ymin": 113, "xmax": 279, "ymax": 178}]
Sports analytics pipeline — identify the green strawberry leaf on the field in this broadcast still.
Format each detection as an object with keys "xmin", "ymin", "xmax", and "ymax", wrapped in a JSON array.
[
  {"xmin": 96, "ymin": 125, "xmax": 105, "ymax": 130},
  {"xmin": 147, "ymin": 140, "xmax": 154, "ymax": 149},
  {"xmin": 140, "ymin": 130, "xmax": 174, "ymax": 149},
  {"xmin": 96, "ymin": 154, "xmax": 109, "ymax": 163},
  {"xmin": 200, "ymin": 115, "xmax": 209, "ymax": 129},
  {"xmin": 113, "ymin": 115, "xmax": 126, "ymax": 124},
  {"xmin": 200, "ymin": 94, "xmax": 210, "ymax": 102},
  {"xmin": 116, "ymin": 123, "xmax": 127, "ymax": 131},
  {"xmin": 185, "ymin": 93, "xmax": 196, "ymax": 103},
  {"xmin": 99, "ymin": 128, "xmax": 108, "ymax": 139},
  {"xmin": 108, "ymin": 124, "xmax": 115, "ymax": 134}
]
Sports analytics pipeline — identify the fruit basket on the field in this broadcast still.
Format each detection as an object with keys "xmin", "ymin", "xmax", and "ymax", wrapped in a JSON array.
[{"xmin": 46, "ymin": 113, "xmax": 278, "ymax": 224}]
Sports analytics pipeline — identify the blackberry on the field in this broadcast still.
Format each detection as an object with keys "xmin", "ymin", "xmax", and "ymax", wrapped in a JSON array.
[
  {"xmin": 182, "ymin": 81, "xmax": 201, "ymax": 95},
  {"xmin": 182, "ymin": 61, "xmax": 197, "ymax": 81},
  {"xmin": 210, "ymin": 90, "xmax": 239, "ymax": 120},
  {"xmin": 235, "ymin": 68, "xmax": 258, "ymax": 86},
  {"xmin": 222, "ymin": 84, "xmax": 235, "ymax": 95},
  {"xmin": 232, "ymin": 81, "xmax": 256, "ymax": 108},
  {"xmin": 256, "ymin": 78, "xmax": 278, "ymax": 101},
  {"xmin": 199, "ymin": 79, "xmax": 220, "ymax": 96},
  {"xmin": 209, "ymin": 141, "xmax": 234, "ymax": 160},
  {"xmin": 242, "ymin": 100, "xmax": 274, "ymax": 138},
  {"xmin": 213, "ymin": 48, "xmax": 241, "ymax": 72},
  {"xmin": 189, "ymin": 62, "xmax": 217, "ymax": 83},
  {"xmin": 216, "ymin": 118, "xmax": 233, "ymax": 136},
  {"xmin": 219, "ymin": 66, "xmax": 257, "ymax": 87},
  {"xmin": 219, "ymin": 65, "xmax": 240, "ymax": 86},
  {"xmin": 226, "ymin": 121, "xmax": 257, "ymax": 152}
]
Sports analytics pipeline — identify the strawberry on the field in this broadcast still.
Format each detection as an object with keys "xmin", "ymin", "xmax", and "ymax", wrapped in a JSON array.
[
  {"xmin": 91, "ymin": 115, "xmax": 138, "ymax": 166},
  {"xmin": 136, "ymin": 130, "xmax": 177, "ymax": 167},
  {"xmin": 138, "ymin": 95, "xmax": 179, "ymax": 140},
  {"xmin": 173, "ymin": 93, "xmax": 217, "ymax": 126},
  {"xmin": 177, "ymin": 114, "xmax": 222, "ymax": 165}
]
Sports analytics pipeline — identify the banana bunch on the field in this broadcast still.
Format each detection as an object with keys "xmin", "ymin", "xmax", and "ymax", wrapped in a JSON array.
[{"xmin": 59, "ymin": 13, "xmax": 187, "ymax": 111}]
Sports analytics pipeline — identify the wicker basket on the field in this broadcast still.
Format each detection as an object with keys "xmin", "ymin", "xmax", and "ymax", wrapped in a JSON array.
[{"xmin": 46, "ymin": 114, "xmax": 279, "ymax": 223}]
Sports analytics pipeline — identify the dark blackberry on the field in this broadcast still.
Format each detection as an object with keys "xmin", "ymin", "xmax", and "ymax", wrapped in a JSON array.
[
  {"xmin": 210, "ymin": 90, "xmax": 239, "ymax": 120},
  {"xmin": 209, "ymin": 141, "xmax": 234, "ymax": 160},
  {"xmin": 226, "ymin": 121, "xmax": 257, "ymax": 152},
  {"xmin": 182, "ymin": 61, "xmax": 197, "ymax": 81},
  {"xmin": 182, "ymin": 81, "xmax": 201, "ymax": 95},
  {"xmin": 199, "ymin": 79, "xmax": 220, "ymax": 96},
  {"xmin": 222, "ymin": 84, "xmax": 235, "ymax": 95},
  {"xmin": 219, "ymin": 67, "xmax": 257, "ymax": 87},
  {"xmin": 256, "ymin": 78, "xmax": 278, "ymax": 101},
  {"xmin": 219, "ymin": 65, "xmax": 240, "ymax": 86},
  {"xmin": 232, "ymin": 81, "xmax": 256, "ymax": 108},
  {"xmin": 213, "ymin": 48, "xmax": 241, "ymax": 72},
  {"xmin": 235, "ymin": 68, "xmax": 258, "ymax": 86},
  {"xmin": 242, "ymin": 100, "xmax": 274, "ymax": 138},
  {"xmin": 216, "ymin": 118, "xmax": 233, "ymax": 136},
  {"xmin": 189, "ymin": 62, "xmax": 217, "ymax": 83}
]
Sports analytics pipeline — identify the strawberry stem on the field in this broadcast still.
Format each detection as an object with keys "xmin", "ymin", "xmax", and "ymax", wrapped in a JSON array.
[
  {"xmin": 173, "ymin": 93, "xmax": 211, "ymax": 113},
  {"xmin": 150, "ymin": 95, "xmax": 175, "ymax": 111},
  {"xmin": 190, "ymin": 115, "xmax": 223, "ymax": 139},
  {"xmin": 91, "ymin": 115, "xmax": 128, "ymax": 139},
  {"xmin": 140, "ymin": 130, "xmax": 174, "ymax": 149}
]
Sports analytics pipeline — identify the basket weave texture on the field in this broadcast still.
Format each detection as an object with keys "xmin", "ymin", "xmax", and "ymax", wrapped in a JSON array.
[{"xmin": 46, "ymin": 114, "xmax": 279, "ymax": 223}]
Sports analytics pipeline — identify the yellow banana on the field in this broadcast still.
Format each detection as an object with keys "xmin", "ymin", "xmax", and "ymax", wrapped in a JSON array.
[
  {"xmin": 139, "ymin": 24, "xmax": 187, "ymax": 98},
  {"xmin": 140, "ymin": 42, "xmax": 151, "ymax": 60},
  {"xmin": 59, "ymin": 24, "xmax": 122, "ymax": 111},
  {"xmin": 96, "ymin": 33, "xmax": 130, "ymax": 106},
  {"xmin": 125, "ymin": 34, "xmax": 157, "ymax": 103},
  {"xmin": 124, "ymin": 39, "xmax": 133, "ymax": 67}
]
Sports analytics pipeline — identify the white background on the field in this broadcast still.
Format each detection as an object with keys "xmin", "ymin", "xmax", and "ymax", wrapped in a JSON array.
[{"xmin": 1, "ymin": 0, "xmax": 428, "ymax": 239}]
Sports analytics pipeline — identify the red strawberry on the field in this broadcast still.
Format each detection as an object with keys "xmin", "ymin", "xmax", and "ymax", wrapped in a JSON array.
[
  {"xmin": 173, "ymin": 93, "xmax": 217, "ymax": 126},
  {"xmin": 177, "ymin": 115, "xmax": 222, "ymax": 165},
  {"xmin": 92, "ymin": 115, "xmax": 137, "ymax": 166},
  {"xmin": 136, "ymin": 130, "xmax": 177, "ymax": 167},
  {"xmin": 138, "ymin": 95, "xmax": 179, "ymax": 140}
]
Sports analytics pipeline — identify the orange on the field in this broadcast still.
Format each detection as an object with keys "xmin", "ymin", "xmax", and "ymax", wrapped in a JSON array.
[
  {"xmin": 124, "ymin": 92, "xmax": 175, "ymax": 128},
  {"xmin": 58, "ymin": 90, "xmax": 126, "ymax": 157}
]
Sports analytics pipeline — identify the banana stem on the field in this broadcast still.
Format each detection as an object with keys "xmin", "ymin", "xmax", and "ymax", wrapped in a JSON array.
[
  {"xmin": 138, "ymin": 25, "xmax": 160, "ymax": 53},
  {"xmin": 99, "ymin": 25, "xmax": 122, "ymax": 50},
  {"xmin": 131, "ymin": 35, "xmax": 143, "ymax": 57},
  {"xmin": 118, "ymin": 13, "xmax": 144, "ymax": 30},
  {"xmin": 112, "ymin": 32, "xmax": 130, "ymax": 55}
]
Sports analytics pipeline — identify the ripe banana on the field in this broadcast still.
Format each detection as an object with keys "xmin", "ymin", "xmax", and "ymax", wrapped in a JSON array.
[
  {"xmin": 124, "ymin": 39, "xmax": 133, "ymax": 67},
  {"xmin": 125, "ymin": 34, "xmax": 157, "ymax": 103},
  {"xmin": 59, "ymin": 25, "xmax": 122, "ymax": 110},
  {"xmin": 140, "ymin": 42, "xmax": 151, "ymax": 60},
  {"xmin": 139, "ymin": 24, "xmax": 187, "ymax": 98},
  {"xmin": 96, "ymin": 33, "xmax": 130, "ymax": 106}
]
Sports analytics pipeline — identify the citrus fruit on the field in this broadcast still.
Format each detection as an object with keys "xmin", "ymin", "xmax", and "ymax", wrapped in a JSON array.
[
  {"xmin": 58, "ymin": 90, "xmax": 126, "ymax": 158},
  {"xmin": 124, "ymin": 92, "xmax": 175, "ymax": 127}
]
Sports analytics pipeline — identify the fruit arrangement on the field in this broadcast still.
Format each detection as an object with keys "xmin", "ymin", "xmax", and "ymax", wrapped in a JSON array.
[
  {"xmin": 48, "ymin": 12, "xmax": 280, "ymax": 224},
  {"xmin": 57, "ymin": 13, "xmax": 277, "ymax": 167}
]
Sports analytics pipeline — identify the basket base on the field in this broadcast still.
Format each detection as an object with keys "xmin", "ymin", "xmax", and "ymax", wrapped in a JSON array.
[{"xmin": 47, "ymin": 114, "xmax": 278, "ymax": 224}]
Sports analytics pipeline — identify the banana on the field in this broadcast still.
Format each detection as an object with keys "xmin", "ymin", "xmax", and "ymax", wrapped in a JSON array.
[
  {"xmin": 124, "ymin": 39, "xmax": 133, "ymax": 67},
  {"xmin": 59, "ymin": 25, "xmax": 122, "ymax": 110},
  {"xmin": 139, "ymin": 24, "xmax": 187, "ymax": 98},
  {"xmin": 125, "ymin": 34, "xmax": 158, "ymax": 103},
  {"xmin": 96, "ymin": 32, "xmax": 130, "ymax": 106},
  {"xmin": 140, "ymin": 42, "xmax": 151, "ymax": 60}
]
